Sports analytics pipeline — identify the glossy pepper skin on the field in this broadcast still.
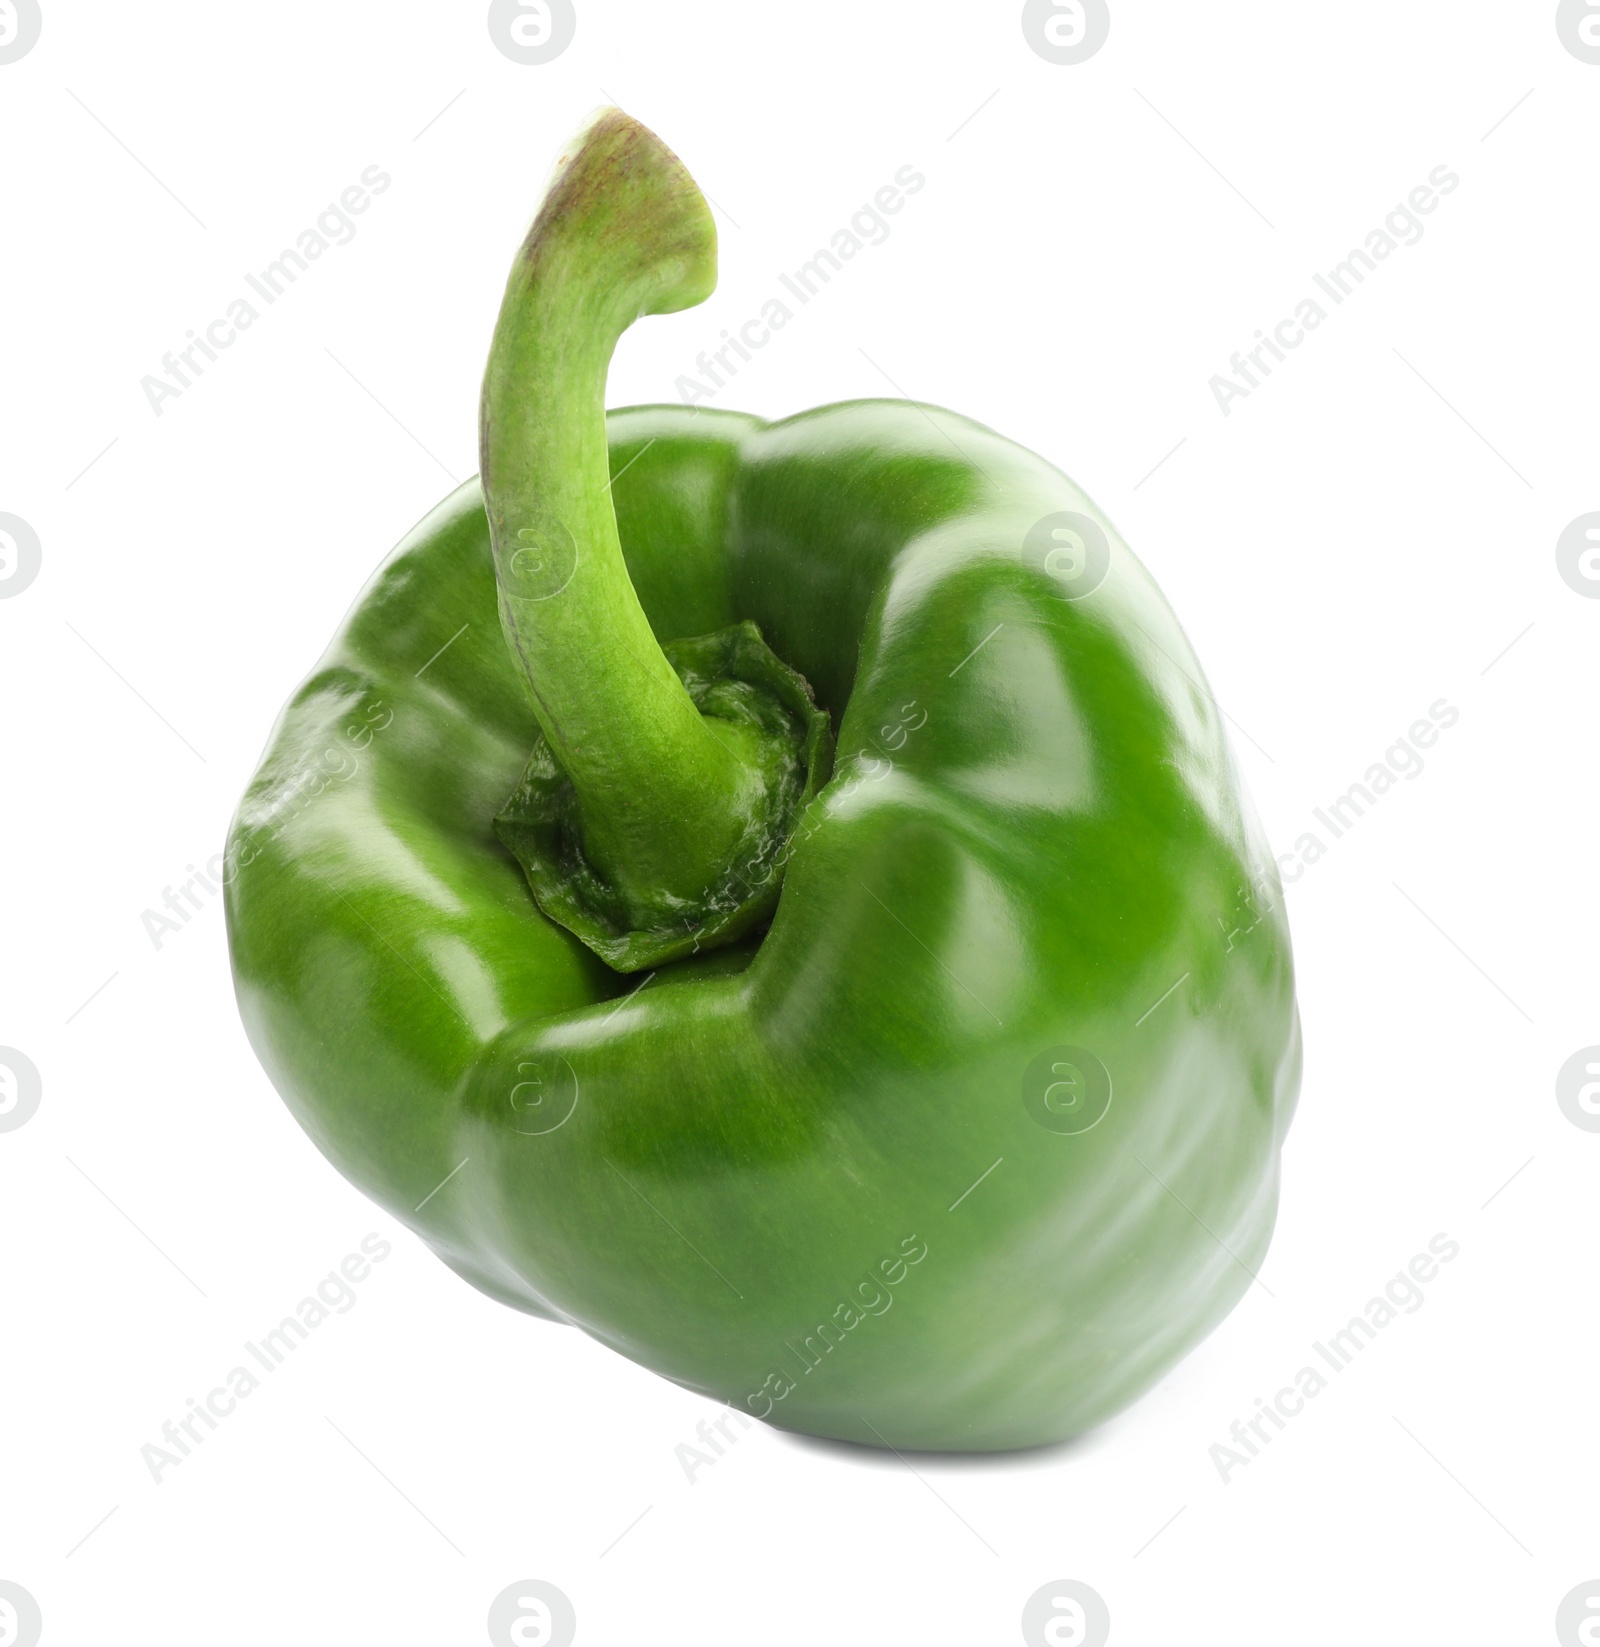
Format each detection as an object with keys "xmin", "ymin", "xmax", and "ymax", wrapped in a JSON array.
[{"xmin": 226, "ymin": 112, "xmax": 1299, "ymax": 1451}]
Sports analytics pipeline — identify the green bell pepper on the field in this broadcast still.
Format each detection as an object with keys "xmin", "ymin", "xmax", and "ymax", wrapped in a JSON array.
[{"xmin": 226, "ymin": 109, "xmax": 1300, "ymax": 1451}]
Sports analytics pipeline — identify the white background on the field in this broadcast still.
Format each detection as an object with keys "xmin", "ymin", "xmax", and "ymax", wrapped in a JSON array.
[{"xmin": 3, "ymin": 3, "xmax": 1597, "ymax": 1643}]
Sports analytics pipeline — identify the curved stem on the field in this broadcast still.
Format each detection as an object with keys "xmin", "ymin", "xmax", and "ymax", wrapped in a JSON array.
[{"xmin": 480, "ymin": 109, "xmax": 762, "ymax": 916}]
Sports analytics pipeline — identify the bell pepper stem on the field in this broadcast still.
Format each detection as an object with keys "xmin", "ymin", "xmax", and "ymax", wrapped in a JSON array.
[{"xmin": 480, "ymin": 108, "xmax": 764, "ymax": 919}]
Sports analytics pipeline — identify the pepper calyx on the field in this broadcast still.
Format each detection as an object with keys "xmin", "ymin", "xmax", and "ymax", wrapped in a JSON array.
[{"xmin": 494, "ymin": 620, "xmax": 834, "ymax": 970}]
